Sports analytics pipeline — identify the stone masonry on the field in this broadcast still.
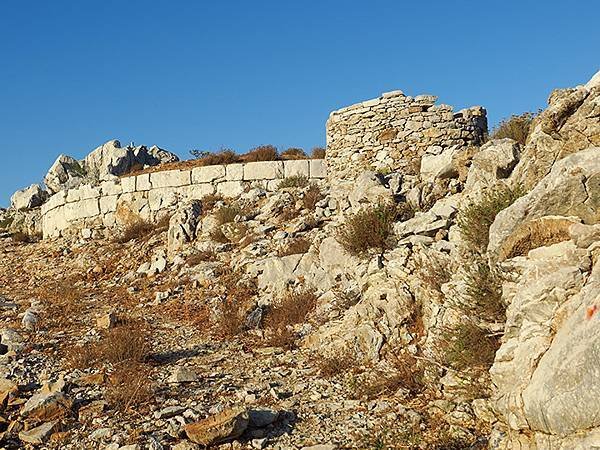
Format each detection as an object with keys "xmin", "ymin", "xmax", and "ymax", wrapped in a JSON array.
[
  {"xmin": 41, "ymin": 159, "xmax": 326, "ymax": 238},
  {"xmin": 325, "ymin": 90, "xmax": 487, "ymax": 188}
]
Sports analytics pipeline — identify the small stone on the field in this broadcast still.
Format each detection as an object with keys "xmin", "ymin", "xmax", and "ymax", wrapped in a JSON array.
[
  {"xmin": 19, "ymin": 420, "xmax": 58, "ymax": 445},
  {"xmin": 168, "ymin": 366, "xmax": 198, "ymax": 384},
  {"xmin": 185, "ymin": 407, "xmax": 249, "ymax": 446},
  {"xmin": 96, "ymin": 312, "xmax": 118, "ymax": 330}
]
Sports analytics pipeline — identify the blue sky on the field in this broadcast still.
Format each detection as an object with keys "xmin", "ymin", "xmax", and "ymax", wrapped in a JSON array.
[{"xmin": 1, "ymin": 1, "xmax": 598, "ymax": 206}]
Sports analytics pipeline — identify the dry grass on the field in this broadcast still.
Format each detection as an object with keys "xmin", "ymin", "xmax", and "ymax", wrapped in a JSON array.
[
  {"xmin": 214, "ymin": 204, "xmax": 242, "ymax": 226},
  {"xmin": 353, "ymin": 353, "xmax": 425, "ymax": 400},
  {"xmin": 186, "ymin": 250, "xmax": 218, "ymax": 265},
  {"xmin": 215, "ymin": 270, "xmax": 258, "ymax": 338},
  {"xmin": 11, "ymin": 232, "xmax": 41, "ymax": 243},
  {"xmin": 105, "ymin": 362, "xmax": 154, "ymax": 412},
  {"xmin": 241, "ymin": 145, "xmax": 279, "ymax": 162},
  {"xmin": 318, "ymin": 348, "xmax": 360, "ymax": 378},
  {"xmin": 337, "ymin": 202, "xmax": 398, "ymax": 256},
  {"xmin": 113, "ymin": 218, "xmax": 164, "ymax": 244},
  {"xmin": 490, "ymin": 111, "xmax": 537, "ymax": 146},
  {"xmin": 278, "ymin": 175, "xmax": 309, "ymax": 189},
  {"xmin": 457, "ymin": 186, "xmax": 524, "ymax": 253},
  {"xmin": 302, "ymin": 184, "xmax": 322, "ymax": 210},
  {"xmin": 277, "ymin": 238, "xmax": 311, "ymax": 257},
  {"xmin": 264, "ymin": 288, "xmax": 318, "ymax": 348},
  {"xmin": 66, "ymin": 318, "xmax": 151, "ymax": 369},
  {"xmin": 413, "ymin": 251, "xmax": 452, "ymax": 294},
  {"xmin": 40, "ymin": 277, "xmax": 87, "ymax": 332},
  {"xmin": 311, "ymin": 147, "xmax": 326, "ymax": 159},
  {"xmin": 281, "ymin": 148, "xmax": 307, "ymax": 160},
  {"xmin": 201, "ymin": 193, "xmax": 224, "ymax": 212}
]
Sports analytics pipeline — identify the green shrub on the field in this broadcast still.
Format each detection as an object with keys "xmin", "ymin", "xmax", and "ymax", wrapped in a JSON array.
[
  {"xmin": 441, "ymin": 322, "xmax": 499, "ymax": 371},
  {"xmin": 490, "ymin": 111, "xmax": 537, "ymax": 146},
  {"xmin": 278, "ymin": 175, "xmax": 309, "ymax": 189},
  {"xmin": 462, "ymin": 260, "xmax": 505, "ymax": 322},
  {"xmin": 337, "ymin": 202, "xmax": 398, "ymax": 256},
  {"xmin": 457, "ymin": 186, "xmax": 524, "ymax": 253}
]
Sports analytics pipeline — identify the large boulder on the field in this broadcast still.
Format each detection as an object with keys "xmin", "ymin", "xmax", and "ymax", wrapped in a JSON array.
[
  {"xmin": 489, "ymin": 239, "xmax": 600, "ymax": 448},
  {"xmin": 44, "ymin": 154, "xmax": 85, "ymax": 194},
  {"xmin": 488, "ymin": 147, "xmax": 600, "ymax": 257},
  {"xmin": 82, "ymin": 139, "xmax": 135, "ymax": 182},
  {"xmin": 511, "ymin": 70, "xmax": 600, "ymax": 190},
  {"xmin": 10, "ymin": 184, "xmax": 49, "ymax": 210},
  {"xmin": 463, "ymin": 139, "xmax": 520, "ymax": 197}
]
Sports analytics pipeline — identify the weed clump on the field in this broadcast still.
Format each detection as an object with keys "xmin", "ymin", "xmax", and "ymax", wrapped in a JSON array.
[
  {"xmin": 264, "ymin": 288, "xmax": 318, "ymax": 348},
  {"xmin": 311, "ymin": 147, "xmax": 326, "ymax": 159},
  {"xmin": 441, "ymin": 322, "xmax": 500, "ymax": 371},
  {"xmin": 114, "ymin": 219, "xmax": 160, "ymax": 244},
  {"xmin": 337, "ymin": 202, "xmax": 399, "ymax": 256},
  {"xmin": 278, "ymin": 175, "xmax": 309, "ymax": 189},
  {"xmin": 457, "ymin": 186, "xmax": 523, "ymax": 253},
  {"xmin": 242, "ymin": 145, "xmax": 279, "ymax": 162},
  {"xmin": 281, "ymin": 148, "xmax": 307, "ymax": 160},
  {"xmin": 490, "ymin": 111, "xmax": 537, "ymax": 146}
]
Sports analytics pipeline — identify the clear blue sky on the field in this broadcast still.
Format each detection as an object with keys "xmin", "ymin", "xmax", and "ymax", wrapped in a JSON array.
[{"xmin": 1, "ymin": 1, "xmax": 598, "ymax": 206}]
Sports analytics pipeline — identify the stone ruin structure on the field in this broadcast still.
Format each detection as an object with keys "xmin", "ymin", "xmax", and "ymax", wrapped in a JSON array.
[
  {"xmin": 6, "ymin": 88, "xmax": 488, "ymax": 239},
  {"xmin": 325, "ymin": 90, "xmax": 487, "ymax": 191}
]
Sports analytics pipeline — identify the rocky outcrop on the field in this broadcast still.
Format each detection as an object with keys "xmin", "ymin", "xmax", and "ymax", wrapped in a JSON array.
[
  {"xmin": 489, "ymin": 147, "xmax": 600, "ymax": 257},
  {"xmin": 44, "ymin": 154, "xmax": 85, "ymax": 194},
  {"xmin": 10, "ymin": 184, "xmax": 48, "ymax": 210},
  {"xmin": 511, "ymin": 70, "xmax": 600, "ymax": 190}
]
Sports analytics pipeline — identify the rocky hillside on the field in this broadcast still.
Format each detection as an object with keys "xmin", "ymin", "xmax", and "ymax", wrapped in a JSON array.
[{"xmin": 0, "ymin": 71, "xmax": 599, "ymax": 450}]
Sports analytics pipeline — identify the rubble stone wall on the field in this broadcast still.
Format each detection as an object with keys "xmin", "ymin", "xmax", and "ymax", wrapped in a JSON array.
[
  {"xmin": 325, "ymin": 90, "xmax": 487, "ymax": 188},
  {"xmin": 41, "ymin": 159, "xmax": 326, "ymax": 238}
]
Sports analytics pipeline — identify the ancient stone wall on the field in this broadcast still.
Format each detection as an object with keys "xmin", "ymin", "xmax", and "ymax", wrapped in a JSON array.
[
  {"xmin": 41, "ymin": 159, "xmax": 326, "ymax": 238},
  {"xmin": 325, "ymin": 90, "xmax": 487, "ymax": 188}
]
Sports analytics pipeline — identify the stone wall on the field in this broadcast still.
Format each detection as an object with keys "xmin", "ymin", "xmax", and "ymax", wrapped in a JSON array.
[
  {"xmin": 41, "ymin": 159, "xmax": 326, "ymax": 238},
  {"xmin": 325, "ymin": 90, "xmax": 487, "ymax": 188}
]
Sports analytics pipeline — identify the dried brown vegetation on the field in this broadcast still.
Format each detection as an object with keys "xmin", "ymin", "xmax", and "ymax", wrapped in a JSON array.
[
  {"xmin": 242, "ymin": 145, "xmax": 279, "ymax": 162},
  {"xmin": 281, "ymin": 148, "xmax": 308, "ymax": 160},
  {"xmin": 302, "ymin": 184, "xmax": 322, "ymax": 210},
  {"xmin": 490, "ymin": 111, "xmax": 537, "ymax": 146},
  {"xmin": 311, "ymin": 147, "xmax": 326, "ymax": 159},
  {"xmin": 337, "ymin": 202, "xmax": 399, "ymax": 256},
  {"xmin": 66, "ymin": 318, "xmax": 151, "ymax": 369},
  {"xmin": 278, "ymin": 174, "xmax": 309, "ymax": 189},
  {"xmin": 264, "ymin": 288, "xmax": 318, "ymax": 348},
  {"xmin": 458, "ymin": 186, "xmax": 524, "ymax": 253}
]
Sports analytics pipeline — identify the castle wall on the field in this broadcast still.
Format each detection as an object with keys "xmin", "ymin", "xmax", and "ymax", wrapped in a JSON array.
[
  {"xmin": 325, "ymin": 90, "xmax": 487, "ymax": 187},
  {"xmin": 41, "ymin": 159, "xmax": 326, "ymax": 238}
]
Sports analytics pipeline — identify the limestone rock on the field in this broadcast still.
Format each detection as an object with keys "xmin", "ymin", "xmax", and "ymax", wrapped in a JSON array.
[
  {"xmin": 347, "ymin": 172, "xmax": 393, "ymax": 210},
  {"xmin": 511, "ymin": 71, "xmax": 600, "ymax": 189},
  {"xmin": 184, "ymin": 407, "xmax": 249, "ymax": 446},
  {"xmin": 19, "ymin": 420, "xmax": 58, "ymax": 445},
  {"xmin": 21, "ymin": 390, "xmax": 72, "ymax": 421},
  {"xmin": 168, "ymin": 200, "xmax": 202, "ymax": 255},
  {"xmin": 10, "ymin": 184, "xmax": 49, "ymax": 210},
  {"xmin": 44, "ymin": 154, "xmax": 85, "ymax": 194},
  {"xmin": 489, "ymin": 147, "xmax": 600, "ymax": 257},
  {"xmin": 463, "ymin": 139, "xmax": 520, "ymax": 196}
]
